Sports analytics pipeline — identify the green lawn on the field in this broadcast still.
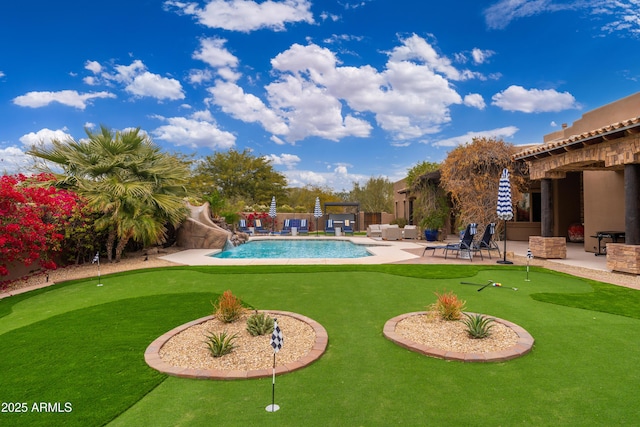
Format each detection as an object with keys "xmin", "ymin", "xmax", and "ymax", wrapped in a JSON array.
[{"xmin": 1, "ymin": 265, "xmax": 639, "ymax": 426}]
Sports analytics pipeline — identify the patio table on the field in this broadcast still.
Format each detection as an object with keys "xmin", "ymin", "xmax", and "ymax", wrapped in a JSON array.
[{"xmin": 591, "ymin": 231, "xmax": 625, "ymax": 256}]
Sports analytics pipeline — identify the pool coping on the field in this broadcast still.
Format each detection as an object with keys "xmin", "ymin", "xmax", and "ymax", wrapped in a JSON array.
[{"xmin": 144, "ymin": 310, "xmax": 328, "ymax": 380}]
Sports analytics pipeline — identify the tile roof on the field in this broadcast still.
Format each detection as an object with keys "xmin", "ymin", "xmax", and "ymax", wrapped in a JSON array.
[{"xmin": 513, "ymin": 116, "xmax": 640, "ymax": 161}]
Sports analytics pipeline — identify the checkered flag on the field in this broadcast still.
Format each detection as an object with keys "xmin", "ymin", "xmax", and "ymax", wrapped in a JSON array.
[
  {"xmin": 92, "ymin": 252, "xmax": 100, "ymax": 264},
  {"xmin": 527, "ymin": 248, "xmax": 533, "ymax": 259},
  {"xmin": 270, "ymin": 319, "xmax": 283, "ymax": 353}
]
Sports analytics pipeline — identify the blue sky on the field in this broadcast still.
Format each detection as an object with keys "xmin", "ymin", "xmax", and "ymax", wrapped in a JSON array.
[{"xmin": 1, "ymin": 0, "xmax": 639, "ymax": 190}]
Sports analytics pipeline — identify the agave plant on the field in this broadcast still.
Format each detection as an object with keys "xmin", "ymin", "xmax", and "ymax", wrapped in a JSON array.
[
  {"xmin": 204, "ymin": 331, "xmax": 238, "ymax": 357},
  {"xmin": 462, "ymin": 313, "xmax": 495, "ymax": 339}
]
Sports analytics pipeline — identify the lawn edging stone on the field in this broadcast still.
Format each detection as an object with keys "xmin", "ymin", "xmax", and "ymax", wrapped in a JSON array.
[
  {"xmin": 145, "ymin": 310, "xmax": 328, "ymax": 380},
  {"xmin": 383, "ymin": 311, "xmax": 534, "ymax": 363}
]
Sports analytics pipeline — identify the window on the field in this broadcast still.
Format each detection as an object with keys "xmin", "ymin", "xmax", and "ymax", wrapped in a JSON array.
[{"xmin": 515, "ymin": 192, "xmax": 541, "ymax": 222}]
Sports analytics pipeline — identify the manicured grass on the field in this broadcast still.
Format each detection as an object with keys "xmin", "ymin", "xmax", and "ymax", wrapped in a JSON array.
[{"xmin": 1, "ymin": 265, "xmax": 639, "ymax": 426}]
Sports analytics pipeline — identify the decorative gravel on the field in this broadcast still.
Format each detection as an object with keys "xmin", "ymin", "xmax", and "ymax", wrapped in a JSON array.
[
  {"xmin": 394, "ymin": 313, "xmax": 519, "ymax": 353},
  {"xmin": 159, "ymin": 311, "xmax": 316, "ymax": 371}
]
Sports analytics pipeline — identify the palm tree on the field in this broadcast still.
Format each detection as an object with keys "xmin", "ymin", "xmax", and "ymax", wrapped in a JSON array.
[{"xmin": 28, "ymin": 125, "xmax": 189, "ymax": 262}]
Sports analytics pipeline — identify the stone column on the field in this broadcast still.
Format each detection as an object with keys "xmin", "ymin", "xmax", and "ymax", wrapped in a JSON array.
[
  {"xmin": 625, "ymin": 164, "xmax": 640, "ymax": 245},
  {"xmin": 541, "ymin": 178, "xmax": 553, "ymax": 237}
]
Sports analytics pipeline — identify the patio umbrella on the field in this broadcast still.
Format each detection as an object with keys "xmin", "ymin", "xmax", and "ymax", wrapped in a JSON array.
[
  {"xmin": 269, "ymin": 196, "xmax": 277, "ymax": 233},
  {"xmin": 496, "ymin": 168, "xmax": 514, "ymax": 264},
  {"xmin": 313, "ymin": 197, "xmax": 322, "ymax": 236}
]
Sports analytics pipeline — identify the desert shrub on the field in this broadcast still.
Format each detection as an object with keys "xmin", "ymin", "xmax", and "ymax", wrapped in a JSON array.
[
  {"xmin": 462, "ymin": 313, "xmax": 495, "ymax": 338},
  {"xmin": 428, "ymin": 290, "xmax": 466, "ymax": 321},
  {"xmin": 204, "ymin": 331, "xmax": 238, "ymax": 357},
  {"xmin": 212, "ymin": 290, "xmax": 244, "ymax": 323},
  {"xmin": 246, "ymin": 312, "xmax": 274, "ymax": 336}
]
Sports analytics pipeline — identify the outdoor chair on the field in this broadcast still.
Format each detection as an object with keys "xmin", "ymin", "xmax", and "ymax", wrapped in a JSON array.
[
  {"xmin": 474, "ymin": 223, "xmax": 501, "ymax": 259},
  {"xmin": 443, "ymin": 223, "xmax": 482, "ymax": 261},
  {"xmin": 298, "ymin": 219, "xmax": 309, "ymax": 234},
  {"xmin": 343, "ymin": 219, "xmax": 354, "ymax": 235},
  {"xmin": 403, "ymin": 225, "xmax": 419, "ymax": 239},
  {"xmin": 325, "ymin": 219, "xmax": 336, "ymax": 235},
  {"xmin": 280, "ymin": 218, "xmax": 292, "ymax": 235},
  {"xmin": 381, "ymin": 224, "xmax": 403, "ymax": 241},
  {"xmin": 367, "ymin": 224, "xmax": 382, "ymax": 238},
  {"xmin": 254, "ymin": 219, "xmax": 269, "ymax": 234},
  {"xmin": 238, "ymin": 219, "xmax": 251, "ymax": 234}
]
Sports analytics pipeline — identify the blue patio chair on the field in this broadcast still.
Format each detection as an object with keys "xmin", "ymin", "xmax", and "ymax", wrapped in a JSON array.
[
  {"xmin": 325, "ymin": 219, "xmax": 336, "ymax": 235},
  {"xmin": 280, "ymin": 218, "xmax": 292, "ymax": 235},
  {"xmin": 238, "ymin": 219, "xmax": 250, "ymax": 234},
  {"xmin": 299, "ymin": 219, "xmax": 309, "ymax": 234},
  {"xmin": 474, "ymin": 223, "xmax": 501, "ymax": 259},
  {"xmin": 343, "ymin": 219, "xmax": 354, "ymax": 235},
  {"xmin": 254, "ymin": 218, "xmax": 269, "ymax": 234},
  {"xmin": 443, "ymin": 223, "xmax": 482, "ymax": 261}
]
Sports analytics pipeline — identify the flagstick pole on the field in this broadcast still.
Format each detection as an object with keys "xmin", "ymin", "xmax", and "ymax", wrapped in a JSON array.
[
  {"xmin": 97, "ymin": 256, "xmax": 103, "ymax": 286},
  {"xmin": 271, "ymin": 353, "xmax": 276, "ymax": 408}
]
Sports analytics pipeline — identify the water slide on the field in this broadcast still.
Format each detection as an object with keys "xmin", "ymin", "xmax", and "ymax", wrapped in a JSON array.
[{"xmin": 176, "ymin": 202, "xmax": 232, "ymax": 249}]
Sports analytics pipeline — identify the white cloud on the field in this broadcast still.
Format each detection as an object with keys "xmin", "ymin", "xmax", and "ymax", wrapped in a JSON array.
[
  {"xmin": 464, "ymin": 93, "xmax": 486, "ymax": 109},
  {"xmin": 152, "ymin": 115, "xmax": 235, "ymax": 150},
  {"xmin": 165, "ymin": 0, "xmax": 314, "ymax": 32},
  {"xmin": 485, "ymin": 0, "xmax": 640, "ymax": 37},
  {"xmin": 19, "ymin": 128, "xmax": 73, "ymax": 147},
  {"xmin": 471, "ymin": 48, "xmax": 495, "ymax": 64},
  {"xmin": 188, "ymin": 69, "xmax": 214, "ymax": 85},
  {"xmin": 263, "ymin": 153, "xmax": 301, "ymax": 169},
  {"xmin": 0, "ymin": 71, "xmax": 5, "ymax": 78},
  {"xmin": 431, "ymin": 126, "xmax": 520, "ymax": 147},
  {"xmin": 13, "ymin": 90, "xmax": 116, "ymax": 109},
  {"xmin": 126, "ymin": 72, "xmax": 185, "ymax": 100},
  {"xmin": 282, "ymin": 164, "xmax": 369, "ymax": 190},
  {"xmin": 484, "ymin": 0, "xmax": 576, "ymax": 30},
  {"xmin": 84, "ymin": 60, "xmax": 102, "ymax": 74},
  {"xmin": 85, "ymin": 59, "xmax": 185, "ymax": 101},
  {"xmin": 206, "ymin": 34, "xmax": 491, "ymax": 144},
  {"xmin": 193, "ymin": 37, "xmax": 239, "ymax": 69},
  {"xmin": 0, "ymin": 146, "xmax": 30, "ymax": 175},
  {"xmin": 492, "ymin": 85, "xmax": 578, "ymax": 113},
  {"xmin": 208, "ymin": 81, "xmax": 289, "ymax": 135}
]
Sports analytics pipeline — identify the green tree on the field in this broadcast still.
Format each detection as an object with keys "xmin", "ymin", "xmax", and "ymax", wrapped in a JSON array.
[
  {"xmin": 28, "ymin": 126, "xmax": 189, "ymax": 262},
  {"xmin": 349, "ymin": 176, "xmax": 393, "ymax": 213},
  {"xmin": 192, "ymin": 149, "xmax": 287, "ymax": 206},
  {"xmin": 285, "ymin": 185, "xmax": 338, "ymax": 212}
]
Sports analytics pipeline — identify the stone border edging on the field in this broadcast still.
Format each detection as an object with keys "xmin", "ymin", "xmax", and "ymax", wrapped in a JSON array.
[
  {"xmin": 144, "ymin": 310, "xmax": 328, "ymax": 380},
  {"xmin": 383, "ymin": 311, "xmax": 534, "ymax": 362}
]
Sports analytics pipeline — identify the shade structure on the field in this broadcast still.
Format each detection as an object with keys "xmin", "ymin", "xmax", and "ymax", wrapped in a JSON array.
[
  {"xmin": 313, "ymin": 197, "xmax": 322, "ymax": 236},
  {"xmin": 269, "ymin": 196, "xmax": 277, "ymax": 232},
  {"xmin": 496, "ymin": 168, "xmax": 513, "ymax": 264}
]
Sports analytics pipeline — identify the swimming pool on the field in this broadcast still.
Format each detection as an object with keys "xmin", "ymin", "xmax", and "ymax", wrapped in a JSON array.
[{"xmin": 212, "ymin": 239, "xmax": 373, "ymax": 259}]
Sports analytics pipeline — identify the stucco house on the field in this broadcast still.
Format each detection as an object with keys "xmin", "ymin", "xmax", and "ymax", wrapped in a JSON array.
[{"xmin": 395, "ymin": 91, "xmax": 640, "ymax": 274}]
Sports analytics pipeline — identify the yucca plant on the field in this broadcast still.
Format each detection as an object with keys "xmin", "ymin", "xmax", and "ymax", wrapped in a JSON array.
[
  {"xmin": 428, "ymin": 290, "xmax": 466, "ymax": 321},
  {"xmin": 204, "ymin": 331, "xmax": 239, "ymax": 357},
  {"xmin": 462, "ymin": 313, "xmax": 495, "ymax": 339},
  {"xmin": 212, "ymin": 290, "xmax": 244, "ymax": 323},
  {"xmin": 246, "ymin": 312, "xmax": 274, "ymax": 336}
]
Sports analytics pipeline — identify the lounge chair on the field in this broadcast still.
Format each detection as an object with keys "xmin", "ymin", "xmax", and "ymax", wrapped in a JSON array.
[
  {"xmin": 403, "ymin": 225, "xmax": 419, "ymax": 239},
  {"xmin": 343, "ymin": 219, "xmax": 354, "ymax": 235},
  {"xmin": 443, "ymin": 223, "xmax": 482, "ymax": 261},
  {"xmin": 474, "ymin": 223, "xmax": 501, "ymax": 259},
  {"xmin": 280, "ymin": 218, "xmax": 292, "ymax": 235},
  {"xmin": 238, "ymin": 219, "xmax": 251, "ymax": 234},
  {"xmin": 298, "ymin": 219, "xmax": 309, "ymax": 235},
  {"xmin": 254, "ymin": 218, "xmax": 269, "ymax": 234},
  {"xmin": 325, "ymin": 219, "xmax": 336, "ymax": 235}
]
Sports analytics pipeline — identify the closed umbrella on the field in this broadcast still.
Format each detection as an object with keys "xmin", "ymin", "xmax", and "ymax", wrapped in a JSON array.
[
  {"xmin": 496, "ymin": 168, "xmax": 514, "ymax": 264},
  {"xmin": 313, "ymin": 197, "xmax": 322, "ymax": 236},
  {"xmin": 269, "ymin": 196, "xmax": 277, "ymax": 233}
]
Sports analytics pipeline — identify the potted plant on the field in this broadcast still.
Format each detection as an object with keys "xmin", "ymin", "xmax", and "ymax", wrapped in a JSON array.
[{"xmin": 420, "ymin": 206, "xmax": 448, "ymax": 242}]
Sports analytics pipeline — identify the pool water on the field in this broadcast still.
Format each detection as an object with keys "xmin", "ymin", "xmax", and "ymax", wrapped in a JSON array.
[{"xmin": 212, "ymin": 239, "xmax": 373, "ymax": 259}]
